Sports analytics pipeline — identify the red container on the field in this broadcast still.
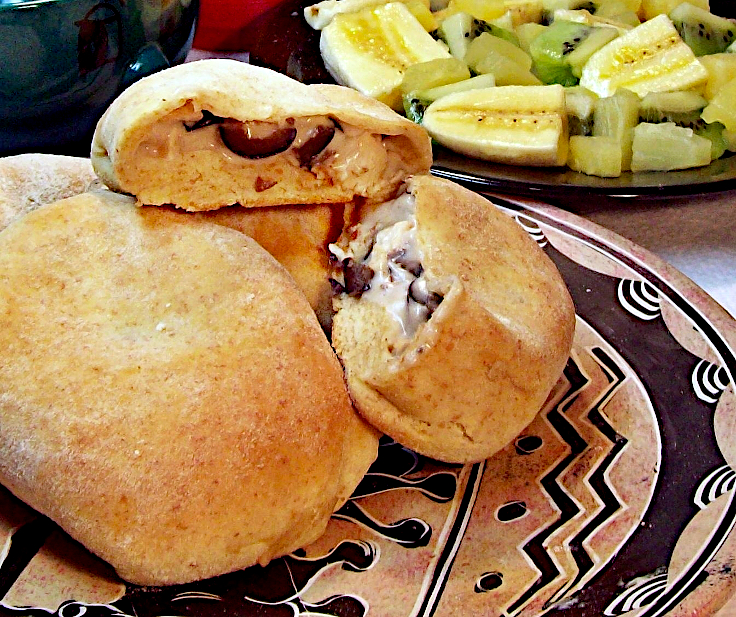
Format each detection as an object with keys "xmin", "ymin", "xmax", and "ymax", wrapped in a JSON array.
[{"xmin": 194, "ymin": 0, "xmax": 285, "ymax": 50}]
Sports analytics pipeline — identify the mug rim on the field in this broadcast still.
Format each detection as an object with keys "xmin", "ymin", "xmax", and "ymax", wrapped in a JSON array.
[
  {"xmin": 0, "ymin": 0, "xmax": 64, "ymax": 9},
  {"xmin": 0, "ymin": 0, "xmax": 86, "ymax": 11}
]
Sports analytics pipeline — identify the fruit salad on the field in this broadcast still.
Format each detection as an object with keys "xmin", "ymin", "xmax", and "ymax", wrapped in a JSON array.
[{"xmin": 304, "ymin": 0, "xmax": 736, "ymax": 177}]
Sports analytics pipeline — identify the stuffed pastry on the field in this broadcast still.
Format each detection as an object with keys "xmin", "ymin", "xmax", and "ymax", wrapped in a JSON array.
[
  {"xmin": 0, "ymin": 190, "xmax": 378, "ymax": 585},
  {"xmin": 330, "ymin": 175, "xmax": 576, "ymax": 463},
  {"xmin": 91, "ymin": 59, "xmax": 432, "ymax": 211}
]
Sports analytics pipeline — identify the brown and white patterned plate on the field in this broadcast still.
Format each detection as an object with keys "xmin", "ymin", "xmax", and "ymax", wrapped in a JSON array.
[{"xmin": 0, "ymin": 194, "xmax": 735, "ymax": 617}]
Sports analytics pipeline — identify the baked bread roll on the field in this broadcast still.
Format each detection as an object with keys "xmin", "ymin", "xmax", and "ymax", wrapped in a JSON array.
[
  {"xmin": 330, "ymin": 175, "xmax": 575, "ymax": 463},
  {"xmin": 195, "ymin": 202, "xmax": 346, "ymax": 330},
  {"xmin": 0, "ymin": 153, "xmax": 98, "ymax": 230},
  {"xmin": 91, "ymin": 59, "xmax": 433, "ymax": 211},
  {"xmin": 0, "ymin": 190, "xmax": 378, "ymax": 586},
  {"xmin": 0, "ymin": 154, "xmax": 343, "ymax": 330}
]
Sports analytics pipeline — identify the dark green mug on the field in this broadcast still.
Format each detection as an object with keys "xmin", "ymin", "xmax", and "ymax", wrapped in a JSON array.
[{"xmin": 0, "ymin": 0, "xmax": 198, "ymax": 155}]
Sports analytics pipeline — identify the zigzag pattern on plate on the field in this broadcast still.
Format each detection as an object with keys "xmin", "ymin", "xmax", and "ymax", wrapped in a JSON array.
[{"xmin": 506, "ymin": 346, "xmax": 629, "ymax": 615}]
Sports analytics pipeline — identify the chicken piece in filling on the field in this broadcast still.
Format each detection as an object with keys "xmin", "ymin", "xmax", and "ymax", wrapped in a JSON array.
[{"xmin": 330, "ymin": 190, "xmax": 443, "ymax": 345}]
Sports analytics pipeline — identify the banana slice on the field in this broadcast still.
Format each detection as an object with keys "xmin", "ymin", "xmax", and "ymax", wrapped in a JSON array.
[
  {"xmin": 305, "ymin": 0, "xmax": 428, "ymax": 30},
  {"xmin": 421, "ymin": 84, "xmax": 568, "ymax": 165},
  {"xmin": 579, "ymin": 14, "xmax": 707, "ymax": 97},
  {"xmin": 320, "ymin": 2, "xmax": 451, "ymax": 110}
]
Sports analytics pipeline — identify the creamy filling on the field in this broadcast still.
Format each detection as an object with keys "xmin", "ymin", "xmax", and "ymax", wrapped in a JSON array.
[
  {"xmin": 134, "ymin": 108, "xmax": 392, "ymax": 184},
  {"xmin": 330, "ymin": 192, "xmax": 443, "ymax": 339}
]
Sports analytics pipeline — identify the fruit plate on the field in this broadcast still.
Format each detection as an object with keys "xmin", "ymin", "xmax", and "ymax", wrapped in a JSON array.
[
  {"xmin": 240, "ymin": 0, "xmax": 736, "ymax": 198},
  {"xmin": 1, "ymin": 194, "xmax": 736, "ymax": 616}
]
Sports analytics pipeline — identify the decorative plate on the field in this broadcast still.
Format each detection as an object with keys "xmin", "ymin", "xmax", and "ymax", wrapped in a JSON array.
[
  {"xmin": 240, "ymin": 0, "xmax": 736, "ymax": 198},
  {"xmin": 0, "ymin": 195, "xmax": 734, "ymax": 616}
]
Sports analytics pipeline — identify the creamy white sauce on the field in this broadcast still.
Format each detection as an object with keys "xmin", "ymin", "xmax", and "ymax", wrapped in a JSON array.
[
  {"xmin": 362, "ymin": 220, "xmax": 427, "ymax": 337},
  {"xmin": 331, "ymin": 191, "xmax": 440, "ymax": 340},
  {"xmin": 318, "ymin": 130, "xmax": 386, "ymax": 182}
]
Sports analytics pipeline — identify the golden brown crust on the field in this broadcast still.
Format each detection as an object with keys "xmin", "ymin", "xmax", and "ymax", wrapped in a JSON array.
[
  {"xmin": 193, "ymin": 202, "xmax": 346, "ymax": 330},
  {"xmin": 91, "ymin": 59, "xmax": 432, "ymax": 211},
  {"xmin": 0, "ymin": 191, "xmax": 377, "ymax": 585},
  {"xmin": 332, "ymin": 175, "xmax": 575, "ymax": 463},
  {"xmin": 0, "ymin": 154, "xmax": 98, "ymax": 231}
]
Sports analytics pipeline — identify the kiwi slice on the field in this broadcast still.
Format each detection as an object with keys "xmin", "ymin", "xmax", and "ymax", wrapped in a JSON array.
[
  {"xmin": 437, "ymin": 12, "xmax": 475, "ymax": 59},
  {"xmin": 566, "ymin": 86, "xmax": 599, "ymax": 135},
  {"xmin": 436, "ymin": 11, "xmax": 519, "ymax": 60},
  {"xmin": 639, "ymin": 91, "xmax": 728, "ymax": 159},
  {"xmin": 404, "ymin": 96, "xmax": 431, "ymax": 124},
  {"xmin": 470, "ymin": 18, "xmax": 520, "ymax": 47},
  {"xmin": 529, "ymin": 20, "xmax": 615, "ymax": 86},
  {"xmin": 669, "ymin": 2, "xmax": 736, "ymax": 56},
  {"xmin": 402, "ymin": 74, "xmax": 498, "ymax": 124},
  {"xmin": 566, "ymin": 26, "xmax": 618, "ymax": 77}
]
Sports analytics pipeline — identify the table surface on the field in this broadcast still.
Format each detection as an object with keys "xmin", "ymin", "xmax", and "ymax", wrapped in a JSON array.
[{"xmin": 550, "ymin": 190, "xmax": 736, "ymax": 320}]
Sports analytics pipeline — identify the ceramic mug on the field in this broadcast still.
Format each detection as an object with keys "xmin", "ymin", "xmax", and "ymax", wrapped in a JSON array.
[{"xmin": 0, "ymin": 0, "xmax": 198, "ymax": 155}]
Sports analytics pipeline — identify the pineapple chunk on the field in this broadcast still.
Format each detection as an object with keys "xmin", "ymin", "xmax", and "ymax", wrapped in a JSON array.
[
  {"xmin": 595, "ymin": 0, "xmax": 642, "ymax": 26},
  {"xmin": 701, "ymin": 76, "xmax": 736, "ymax": 131},
  {"xmin": 489, "ymin": 10, "xmax": 515, "ymax": 30},
  {"xmin": 552, "ymin": 8, "xmax": 634, "ymax": 32},
  {"xmin": 400, "ymin": 57, "xmax": 471, "ymax": 95},
  {"xmin": 516, "ymin": 22, "xmax": 548, "ymax": 53},
  {"xmin": 465, "ymin": 33, "xmax": 541, "ymax": 85},
  {"xmin": 451, "ymin": 0, "xmax": 506, "ymax": 21},
  {"xmin": 568, "ymin": 135, "xmax": 623, "ymax": 176},
  {"xmin": 639, "ymin": 0, "xmax": 709, "ymax": 21},
  {"xmin": 505, "ymin": 0, "xmax": 544, "ymax": 26},
  {"xmin": 598, "ymin": 0, "xmax": 642, "ymax": 10},
  {"xmin": 579, "ymin": 14, "xmax": 708, "ymax": 97},
  {"xmin": 541, "ymin": 0, "xmax": 587, "ymax": 9},
  {"xmin": 699, "ymin": 53, "xmax": 736, "ymax": 100},
  {"xmin": 722, "ymin": 128, "xmax": 736, "ymax": 152},
  {"xmin": 466, "ymin": 32, "xmax": 532, "ymax": 70},
  {"xmin": 593, "ymin": 88, "xmax": 640, "ymax": 170},
  {"xmin": 421, "ymin": 73, "xmax": 497, "ymax": 99},
  {"xmin": 630, "ymin": 121, "xmax": 712, "ymax": 171},
  {"xmin": 405, "ymin": 0, "xmax": 438, "ymax": 30},
  {"xmin": 320, "ymin": 2, "xmax": 451, "ymax": 110},
  {"xmin": 421, "ymin": 84, "xmax": 568, "ymax": 165},
  {"xmin": 565, "ymin": 86, "xmax": 598, "ymax": 135}
]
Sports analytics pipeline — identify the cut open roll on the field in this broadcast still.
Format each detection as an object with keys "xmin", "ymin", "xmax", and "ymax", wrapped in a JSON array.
[
  {"xmin": 91, "ymin": 59, "xmax": 433, "ymax": 211},
  {"xmin": 330, "ymin": 175, "xmax": 576, "ymax": 463}
]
